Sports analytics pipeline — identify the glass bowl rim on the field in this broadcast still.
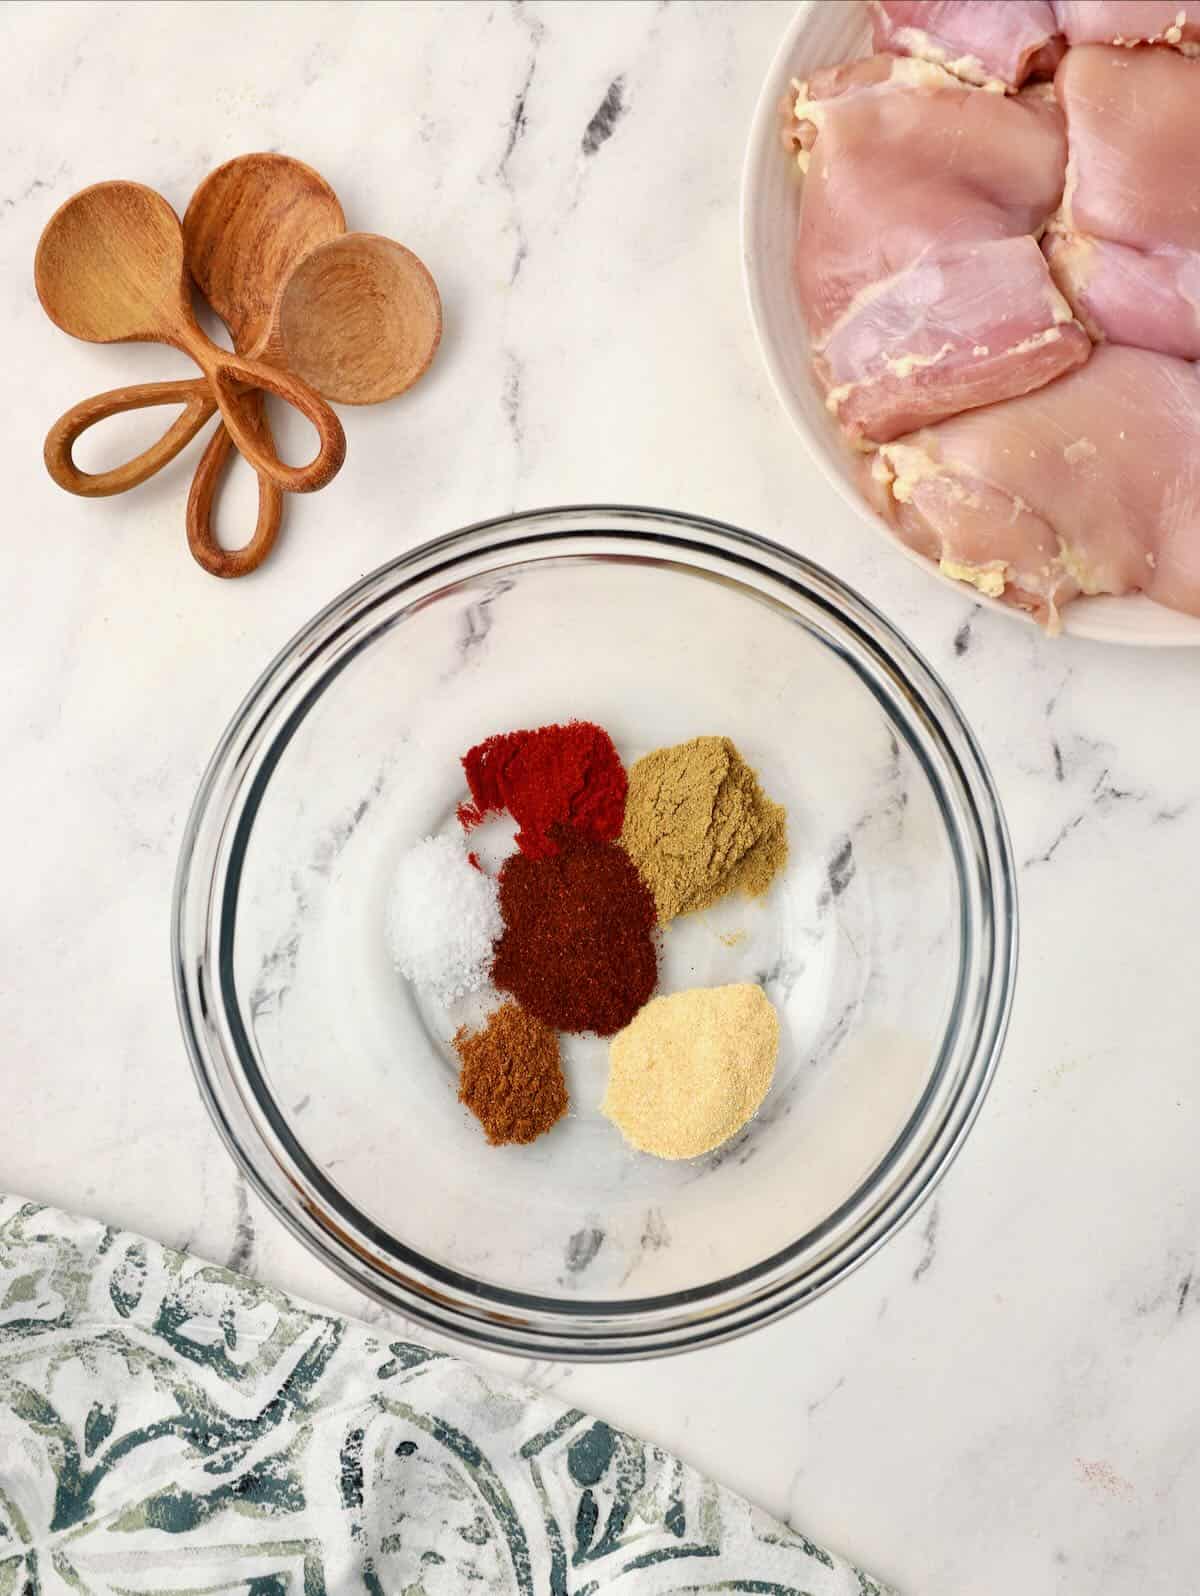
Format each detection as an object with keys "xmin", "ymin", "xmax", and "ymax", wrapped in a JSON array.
[{"xmin": 173, "ymin": 503, "xmax": 1018, "ymax": 1360}]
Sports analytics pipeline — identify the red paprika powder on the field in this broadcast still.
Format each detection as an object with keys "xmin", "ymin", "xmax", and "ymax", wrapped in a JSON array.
[
  {"xmin": 458, "ymin": 721, "xmax": 627, "ymax": 859},
  {"xmin": 491, "ymin": 828, "xmax": 657, "ymax": 1036}
]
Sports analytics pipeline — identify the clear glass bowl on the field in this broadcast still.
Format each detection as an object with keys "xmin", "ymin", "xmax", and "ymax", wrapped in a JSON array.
[{"xmin": 173, "ymin": 507, "xmax": 1017, "ymax": 1359}]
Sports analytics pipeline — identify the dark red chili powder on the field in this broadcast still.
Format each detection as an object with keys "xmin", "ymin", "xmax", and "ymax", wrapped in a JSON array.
[
  {"xmin": 458, "ymin": 721, "xmax": 627, "ymax": 859},
  {"xmin": 491, "ymin": 828, "xmax": 657, "ymax": 1036}
]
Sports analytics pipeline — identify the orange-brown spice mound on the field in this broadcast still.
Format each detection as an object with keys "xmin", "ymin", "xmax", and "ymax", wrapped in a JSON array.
[{"xmin": 454, "ymin": 1002, "xmax": 568, "ymax": 1145}]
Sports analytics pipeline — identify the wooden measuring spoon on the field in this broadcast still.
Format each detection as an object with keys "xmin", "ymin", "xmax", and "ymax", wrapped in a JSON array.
[
  {"xmin": 184, "ymin": 153, "xmax": 345, "ymax": 359},
  {"xmin": 277, "ymin": 233, "xmax": 442, "ymax": 404},
  {"xmin": 35, "ymin": 181, "xmax": 345, "ymax": 495},
  {"xmin": 181, "ymin": 154, "xmax": 344, "ymax": 576},
  {"xmin": 43, "ymin": 155, "xmax": 345, "ymax": 514},
  {"xmin": 185, "ymin": 230, "xmax": 441, "ymax": 575}
]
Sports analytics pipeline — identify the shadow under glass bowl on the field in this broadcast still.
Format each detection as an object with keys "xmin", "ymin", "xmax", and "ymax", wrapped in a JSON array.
[{"xmin": 173, "ymin": 505, "xmax": 1017, "ymax": 1359}]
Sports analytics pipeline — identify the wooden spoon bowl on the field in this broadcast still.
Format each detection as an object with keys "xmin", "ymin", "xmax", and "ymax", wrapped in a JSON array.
[
  {"xmin": 183, "ymin": 152, "xmax": 346, "ymax": 355},
  {"xmin": 278, "ymin": 233, "xmax": 442, "ymax": 404},
  {"xmin": 36, "ymin": 181, "xmax": 184, "ymax": 344}
]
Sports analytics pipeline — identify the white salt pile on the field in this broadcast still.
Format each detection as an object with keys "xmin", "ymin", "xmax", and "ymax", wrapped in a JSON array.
[{"xmin": 386, "ymin": 834, "xmax": 502, "ymax": 1004}]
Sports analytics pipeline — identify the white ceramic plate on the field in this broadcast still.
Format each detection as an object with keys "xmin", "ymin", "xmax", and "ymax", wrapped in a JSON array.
[{"xmin": 741, "ymin": 0, "xmax": 1200, "ymax": 647}]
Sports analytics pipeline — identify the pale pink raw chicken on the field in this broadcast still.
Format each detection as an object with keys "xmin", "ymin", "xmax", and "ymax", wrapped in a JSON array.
[
  {"xmin": 871, "ymin": 1, "xmax": 1064, "ymax": 88},
  {"xmin": 1044, "ymin": 231, "xmax": 1200, "ymax": 358},
  {"xmin": 1044, "ymin": 45, "xmax": 1200, "ymax": 353},
  {"xmin": 821, "ymin": 236, "xmax": 1090, "ymax": 442},
  {"xmin": 868, "ymin": 345, "xmax": 1200, "ymax": 626},
  {"xmin": 789, "ymin": 58, "xmax": 1089, "ymax": 443},
  {"xmin": 1053, "ymin": 1, "xmax": 1200, "ymax": 49},
  {"xmin": 1056, "ymin": 45, "xmax": 1200, "ymax": 251},
  {"xmin": 789, "ymin": 58, "xmax": 1069, "ymax": 276}
]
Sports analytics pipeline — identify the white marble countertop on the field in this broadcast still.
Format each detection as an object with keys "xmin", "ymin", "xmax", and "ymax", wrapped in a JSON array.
[{"xmin": 4, "ymin": 3, "xmax": 1199, "ymax": 1591}]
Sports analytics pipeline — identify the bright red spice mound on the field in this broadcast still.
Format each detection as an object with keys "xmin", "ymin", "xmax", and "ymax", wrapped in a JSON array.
[
  {"xmin": 491, "ymin": 829, "xmax": 657, "ymax": 1036},
  {"xmin": 457, "ymin": 721, "xmax": 627, "ymax": 859}
]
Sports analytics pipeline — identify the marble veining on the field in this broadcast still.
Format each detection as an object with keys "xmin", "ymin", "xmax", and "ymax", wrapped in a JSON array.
[
  {"xmin": 910, "ymin": 1199, "xmax": 939, "ymax": 1286},
  {"xmin": 581, "ymin": 78, "xmax": 627, "ymax": 158},
  {"xmin": 247, "ymin": 890, "xmax": 306, "ymax": 1021},
  {"xmin": 6, "ymin": 4, "xmax": 1200, "ymax": 1593},
  {"xmin": 563, "ymin": 1227, "xmax": 606, "ymax": 1279},
  {"xmin": 952, "ymin": 607, "xmax": 979, "ymax": 657},
  {"xmin": 1022, "ymin": 731, "xmax": 1193, "ymax": 869},
  {"xmin": 823, "ymin": 836, "xmax": 855, "ymax": 902},
  {"xmin": 451, "ymin": 576, "xmax": 519, "ymax": 677},
  {"xmin": 226, "ymin": 1171, "xmax": 257, "ymax": 1276},
  {"xmin": 497, "ymin": 6, "xmax": 543, "ymax": 286}
]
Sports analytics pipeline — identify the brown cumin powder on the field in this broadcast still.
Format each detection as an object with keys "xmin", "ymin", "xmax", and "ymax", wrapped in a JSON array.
[{"xmin": 619, "ymin": 736, "xmax": 788, "ymax": 923}]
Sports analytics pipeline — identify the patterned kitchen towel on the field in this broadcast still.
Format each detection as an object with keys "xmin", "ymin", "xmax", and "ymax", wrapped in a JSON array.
[{"xmin": 0, "ymin": 1197, "xmax": 893, "ymax": 1595}]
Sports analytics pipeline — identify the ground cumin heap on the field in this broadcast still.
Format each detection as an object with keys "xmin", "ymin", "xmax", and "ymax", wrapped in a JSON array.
[
  {"xmin": 454, "ymin": 1002, "xmax": 567, "ymax": 1145},
  {"xmin": 619, "ymin": 736, "xmax": 788, "ymax": 923}
]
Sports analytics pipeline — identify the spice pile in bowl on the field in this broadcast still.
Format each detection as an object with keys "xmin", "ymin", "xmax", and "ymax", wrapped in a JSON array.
[{"xmin": 386, "ymin": 721, "xmax": 789, "ymax": 1160}]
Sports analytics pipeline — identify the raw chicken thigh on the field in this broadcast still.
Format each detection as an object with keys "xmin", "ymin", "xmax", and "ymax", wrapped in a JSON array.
[
  {"xmin": 873, "ymin": 2, "xmax": 1200, "ymax": 79},
  {"xmin": 1056, "ymin": 45, "xmax": 1200, "ymax": 252},
  {"xmin": 868, "ymin": 346, "xmax": 1200, "ymax": 625},
  {"xmin": 1053, "ymin": 1, "xmax": 1200, "ymax": 49},
  {"xmin": 871, "ymin": 1, "xmax": 1064, "ymax": 88},
  {"xmin": 1044, "ymin": 232, "xmax": 1200, "ymax": 359},
  {"xmin": 792, "ymin": 58, "xmax": 1069, "ymax": 334},
  {"xmin": 820, "ymin": 236, "xmax": 1090, "ymax": 444},
  {"xmin": 1045, "ymin": 45, "xmax": 1200, "ymax": 355},
  {"xmin": 784, "ymin": 12, "xmax": 1200, "ymax": 626},
  {"xmin": 789, "ymin": 57, "xmax": 1089, "ymax": 443}
]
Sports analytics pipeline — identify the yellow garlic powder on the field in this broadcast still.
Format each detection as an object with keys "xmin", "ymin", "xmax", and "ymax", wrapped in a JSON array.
[{"xmin": 602, "ymin": 983, "xmax": 779, "ymax": 1160}]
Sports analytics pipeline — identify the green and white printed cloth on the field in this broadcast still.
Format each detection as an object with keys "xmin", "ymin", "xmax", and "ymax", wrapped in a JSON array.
[{"xmin": 0, "ymin": 1197, "xmax": 891, "ymax": 1595}]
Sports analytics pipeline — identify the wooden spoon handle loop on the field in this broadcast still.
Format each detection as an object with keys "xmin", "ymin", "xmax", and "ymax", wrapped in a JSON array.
[
  {"xmin": 186, "ymin": 394, "xmax": 283, "ymax": 578},
  {"xmin": 206, "ymin": 350, "xmax": 345, "ymax": 494},
  {"xmin": 44, "ymin": 378, "xmax": 215, "ymax": 497}
]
